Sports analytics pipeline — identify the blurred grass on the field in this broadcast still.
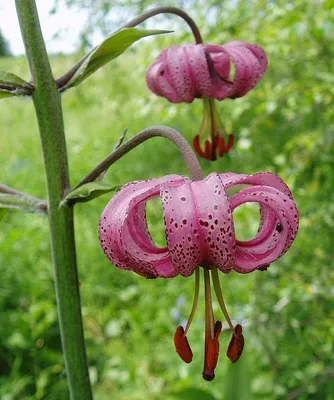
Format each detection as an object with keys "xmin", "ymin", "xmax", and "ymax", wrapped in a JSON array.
[{"xmin": 1, "ymin": 1, "xmax": 334, "ymax": 398}]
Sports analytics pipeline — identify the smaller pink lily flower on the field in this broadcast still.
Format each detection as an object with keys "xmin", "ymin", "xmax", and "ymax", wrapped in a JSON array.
[
  {"xmin": 147, "ymin": 42, "xmax": 268, "ymax": 160},
  {"xmin": 99, "ymin": 172, "xmax": 298, "ymax": 380}
]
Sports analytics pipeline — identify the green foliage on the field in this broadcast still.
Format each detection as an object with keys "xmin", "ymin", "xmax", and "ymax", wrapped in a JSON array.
[
  {"xmin": 0, "ymin": 30, "xmax": 10, "ymax": 57},
  {"xmin": 1, "ymin": 0, "xmax": 333, "ymax": 399},
  {"xmin": 0, "ymin": 71, "xmax": 33, "ymax": 99},
  {"xmin": 63, "ymin": 28, "xmax": 171, "ymax": 90},
  {"xmin": 63, "ymin": 182, "xmax": 120, "ymax": 204},
  {"xmin": 0, "ymin": 194, "xmax": 45, "ymax": 214}
]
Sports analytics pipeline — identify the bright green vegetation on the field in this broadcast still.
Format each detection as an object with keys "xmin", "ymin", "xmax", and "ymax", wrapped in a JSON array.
[{"xmin": 0, "ymin": 1, "xmax": 333, "ymax": 399}]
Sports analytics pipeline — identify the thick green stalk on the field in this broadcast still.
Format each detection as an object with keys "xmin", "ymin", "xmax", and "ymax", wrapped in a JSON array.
[{"xmin": 14, "ymin": 1, "xmax": 93, "ymax": 398}]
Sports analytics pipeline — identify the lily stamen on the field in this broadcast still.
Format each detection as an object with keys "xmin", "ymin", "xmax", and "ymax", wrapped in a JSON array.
[
  {"xmin": 193, "ymin": 98, "xmax": 235, "ymax": 161},
  {"xmin": 211, "ymin": 267, "xmax": 245, "ymax": 362},
  {"xmin": 211, "ymin": 267, "xmax": 236, "ymax": 335},
  {"xmin": 184, "ymin": 267, "xmax": 200, "ymax": 335},
  {"xmin": 174, "ymin": 267, "xmax": 200, "ymax": 363}
]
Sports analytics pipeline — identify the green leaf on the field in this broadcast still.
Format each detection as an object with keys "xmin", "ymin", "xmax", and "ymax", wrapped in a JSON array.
[
  {"xmin": 65, "ymin": 28, "xmax": 171, "ymax": 89},
  {"xmin": 0, "ymin": 194, "xmax": 46, "ymax": 214},
  {"xmin": 0, "ymin": 71, "xmax": 34, "ymax": 99},
  {"xmin": 169, "ymin": 388, "xmax": 217, "ymax": 400},
  {"xmin": 62, "ymin": 182, "xmax": 119, "ymax": 204},
  {"xmin": 224, "ymin": 351, "xmax": 252, "ymax": 400},
  {"xmin": 0, "ymin": 208, "xmax": 7, "ymax": 222},
  {"xmin": 113, "ymin": 127, "xmax": 128, "ymax": 151},
  {"xmin": 96, "ymin": 127, "xmax": 128, "ymax": 182}
]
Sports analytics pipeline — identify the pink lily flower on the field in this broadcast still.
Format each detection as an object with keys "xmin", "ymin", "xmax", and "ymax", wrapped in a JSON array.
[
  {"xmin": 146, "ymin": 42, "xmax": 268, "ymax": 160},
  {"xmin": 99, "ymin": 171, "xmax": 298, "ymax": 380}
]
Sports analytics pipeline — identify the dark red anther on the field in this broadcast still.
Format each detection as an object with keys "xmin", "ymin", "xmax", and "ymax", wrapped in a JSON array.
[
  {"xmin": 174, "ymin": 326, "xmax": 193, "ymax": 363},
  {"xmin": 258, "ymin": 264, "xmax": 270, "ymax": 271},
  {"xmin": 217, "ymin": 136, "xmax": 226, "ymax": 158},
  {"xmin": 225, "ymin": 134, "xmax": 235, "ymax": 153},
  {"xmin": 193, "ymin": 135, "xmax": 203, "ymax": 156},
  {"xmin": 193, "ymin": 135, "xmax": 218, "ymax": 161},
  {"xmin": 227, "ymin": 324, "xmax": 244, "ymax": 363},
  {"xmin": 205, "ymin": 139, "xmax": 216, "ymax": 161},
  {"xmin": 193, "ymin": 135, "xmax": 209, "ymax": 160}
]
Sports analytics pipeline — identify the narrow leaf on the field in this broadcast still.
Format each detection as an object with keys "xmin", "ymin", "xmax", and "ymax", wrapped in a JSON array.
[
  {"xmin": 224, "ymin": 349, "xmax": 252, "ymax": 400},
  {"xmin": 0, "ymin": 208, "xmax": 7, "ymax": 222},
  {"xmin": 62, "ymin": 182, "xmax": 119, "ymax": 205},
  {"xmin": 96, "ymin": 128, "xmax": 128, "ymax": 182},
  {"xmin": 65, "ymin": 28, "xmax": 171, "ymax": 89},
  {"xmin": 169, "ymin": 388, "xmax": 217, "ymax": 400},
  {"xmin": 113, "ymin": 127, "xmax": 128, "ymax": 152},
  {"xmin": 0, "ymin": 71, "xmax": 34, "ymax": 99},
  {"xmin": 0, "ymin": 194, "xmax": 47, "ymax": 214}
]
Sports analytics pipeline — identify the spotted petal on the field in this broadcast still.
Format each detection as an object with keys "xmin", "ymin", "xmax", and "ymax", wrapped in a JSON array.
[
  {"xmin": 99, "ymin": 175, "xmax": 187, "ymax": 278},
  {"xmin": 166, "ymin": 46, "xmax": 197, "ymax": 102},
  {"xmin": 161, "ymin": 172, "xmax": 235, "ymax": 275},
  {"xmin": 206, "ymin": 41, "xmax": 268, "ymax": 100},
  {"xmin": 220, "ymin": 172, "xmax": 299, "ymax": 273},
  {"xmin": 161, "ymin": 179, "xmax": 202, "ymax": 277},
  {"xmin": 146, "ymin": 52, "xmax": 181, "ymax": 103}
]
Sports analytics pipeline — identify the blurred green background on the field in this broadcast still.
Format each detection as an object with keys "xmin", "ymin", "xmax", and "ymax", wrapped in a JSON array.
[{"xmin": 0, "ymin": 0, "xmax": 333, "ymax": 399}]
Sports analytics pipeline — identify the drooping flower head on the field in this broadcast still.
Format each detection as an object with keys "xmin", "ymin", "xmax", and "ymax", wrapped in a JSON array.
[
  {"xmin": 147, "ymin": 42, "xmax": 268, "ymax": 160},
  {"xmin": 99, "ymin": 171, "xmax": 298, "ymax": 380}
]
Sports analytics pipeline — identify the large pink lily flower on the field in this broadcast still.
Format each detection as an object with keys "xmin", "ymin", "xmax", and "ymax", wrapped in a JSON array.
[
  {"xmin": 99, "ymin": 171, "xmax": 298, "ymax": 380},
  {"xmin": 146, "ymin": 42, "xmax": 268, "ymax": 160}
]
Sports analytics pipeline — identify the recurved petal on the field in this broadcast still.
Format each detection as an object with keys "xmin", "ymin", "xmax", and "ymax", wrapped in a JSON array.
[
  {"xmin": 205, "ymin": 44, "xmax": 231, "ymax": 81},
  {"xmin": 146, "ymin": 53, "xmax": 182, "ymax": 103},
  {"xmin": 220, "ymin": 171, "xmax": 293, "ymax": 196},
  {"xmin": 185, "ymin": 44, "xmax": 216, "ymax": 98},
  {"xmin": 191, "ymin": 172, "xmax": 236, "ymax": 272},
  {"xmin": 166, "ymin": 46, "xmax": 197, "ymax": 103},
  {"xmin": 207, "ymin": 41, "xmax": 268, "ymax": 100},
  {"xmin": 229, "ymin": 185, "xmax": 298, "ymax": 273},
  {"xmin": 230, "ymin": 41, "xmax": 268, "ymax": 77},
  {"xmin": 99, "ymin": 175, "xmax": 187, "ymax": 278},
  {"xmin": 205, "ymin": 44, "xmax": 234, "ymax": 100},
  {"xmin": 222, "ymin": 43, "xmax": 262, "ymax": 98},
  {"xmin": 161, "ymin": 180, "xmax": 202, "ymax": 277},
  {"xmin": 220, "ymin": 172, "xmax": 296, "ymax": 253}
]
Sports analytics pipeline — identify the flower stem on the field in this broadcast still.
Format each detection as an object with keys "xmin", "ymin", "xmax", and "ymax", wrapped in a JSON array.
[
  {"xmin": 56, "ymin": 7, "xmax": 203, "ymax": 89},
  {"xmin": 14, "ymin": 1, "xmax": 92, "ymax": 399},
  {"xmin": 0, "ymin": 184, "xmax": 47, "ymax": 213},
  {"xmin": 124, "ymin": 6, "xmax": 203, "ymax": 44},
  {"xmin": 74, "ymin": 125, "xmax": 204, "ymax": 187}
]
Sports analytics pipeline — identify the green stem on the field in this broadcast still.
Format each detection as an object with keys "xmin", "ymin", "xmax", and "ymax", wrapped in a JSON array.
[
  {"xmin": 124, "ymin": 6, "xmax": 203, "ymax": 44},
  {"xmin": 74, "ymin": 125, "xmax": 204, "ymax": 188},
  {"xmin": 14, "ymin": 1, "xmax": 92, "ymax": 399},
  {"xmin": 184, "ymin": 268, "xmax": 200, "ymax": 334},
  {"xmin": 211, "ymin": 268, "xmax": 235, "ymax": 335}
]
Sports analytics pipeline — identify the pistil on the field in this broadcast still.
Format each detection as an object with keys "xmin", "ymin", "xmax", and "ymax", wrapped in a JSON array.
[{"xmin": 203, "ymin": 268, "xmax": 221, "ymax": 381}]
